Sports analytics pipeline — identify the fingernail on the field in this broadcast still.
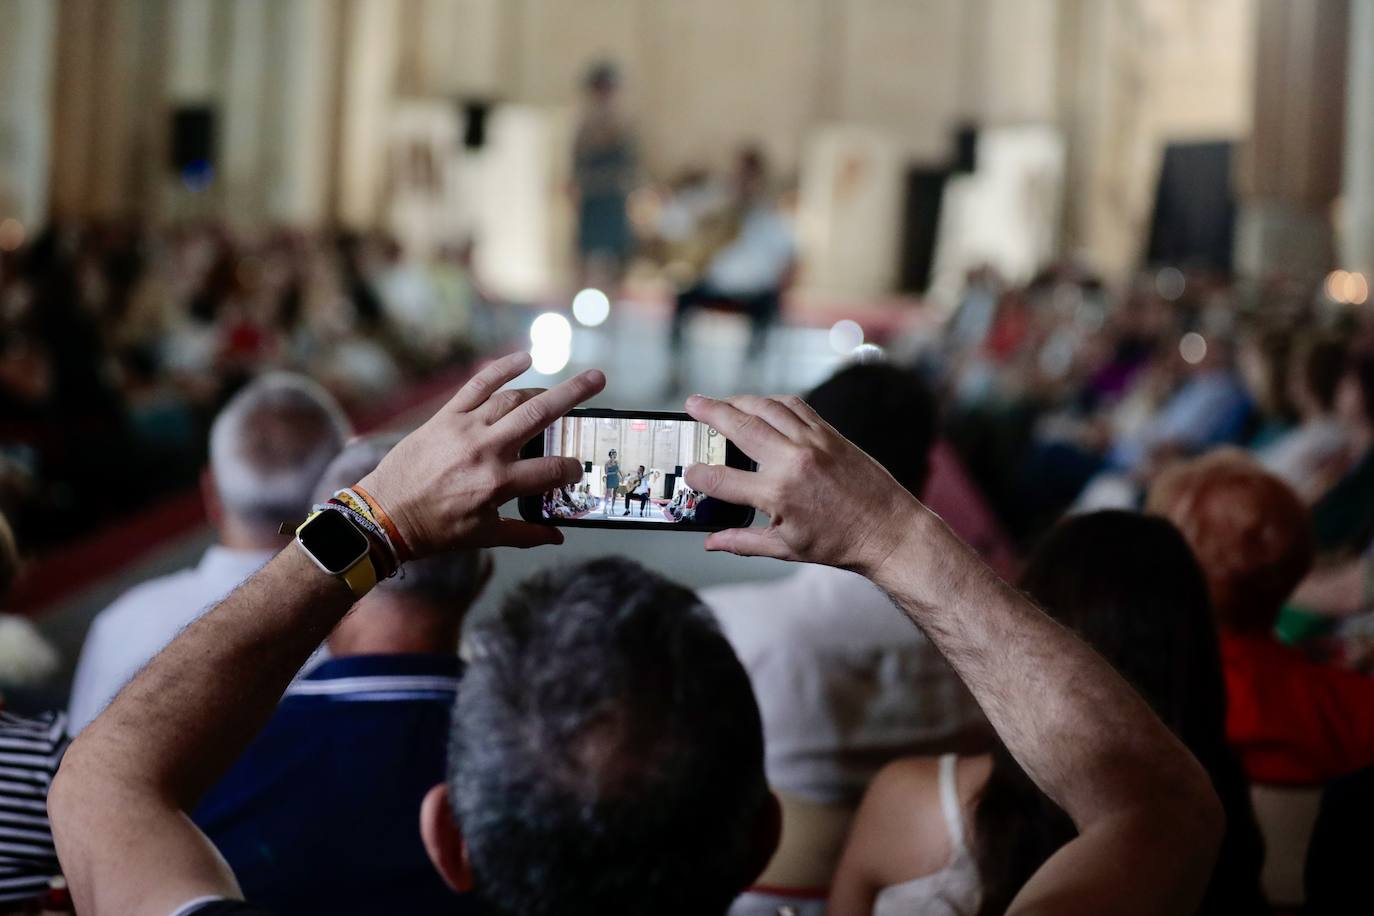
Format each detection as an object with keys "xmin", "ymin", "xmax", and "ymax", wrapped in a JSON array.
[{"xmin": 686, "ymin": 394, "xmax": 705, "ymax": 406}]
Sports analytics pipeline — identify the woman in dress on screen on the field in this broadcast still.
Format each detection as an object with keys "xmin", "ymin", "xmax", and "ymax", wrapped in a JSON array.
[{"xmin": 603, "ymin": 449, "xmax": 622, "ymax": 515}]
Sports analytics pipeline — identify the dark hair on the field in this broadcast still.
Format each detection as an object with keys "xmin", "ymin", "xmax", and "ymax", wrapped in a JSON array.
[
  {"xmin": 804, "ymin": 362, "xmax": 938, "ymax": 497},
  {"xmin": 973, "ymin": 511, "xmax": 1266, "ymax": 916},
  {"xmin": 448, "ymin": 558, "xmax": 770, "ymax": 916},
  {"xmin": 584, "ymin": 60, "xmax": 619, "ymax": 93}
]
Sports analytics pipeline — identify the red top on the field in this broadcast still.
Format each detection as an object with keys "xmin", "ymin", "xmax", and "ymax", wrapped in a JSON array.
[{"xmin": 1223, "ymin": 632, "xmax": 1374, "ymax": 785}]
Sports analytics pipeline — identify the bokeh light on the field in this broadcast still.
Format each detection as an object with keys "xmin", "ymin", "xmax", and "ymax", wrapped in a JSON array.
[
  {"xmin": 828, "ymin": 319, "xmax": 864, "ymax": 354},
  {"xmin": 571, "ymin": 288, "xmax": 611, "ymax": 327},
  {"xmin": 1179, "ymin": 331, "xmax": 1207, "ymax": 365},
  {"xmin": 1155, "ymin": 267, "xmax": 1186, "ymax": 302},
  {"xmin": 1326, "ymin": 270, "xmax": 1351, "ymax": 302},
  {"xmin": 529, "ymin": 312, "xmax": 573, "ymax": 374}
]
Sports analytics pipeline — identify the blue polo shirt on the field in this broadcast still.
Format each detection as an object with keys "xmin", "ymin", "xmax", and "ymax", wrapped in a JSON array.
[{"xmin": 193, "ymin": 654, "xmax": 482, "ymax": 916}]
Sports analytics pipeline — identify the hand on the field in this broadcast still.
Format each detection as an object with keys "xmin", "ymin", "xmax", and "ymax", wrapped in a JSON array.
[
  {"xmin": 683, "ymin": 394, "xmax": 924, "ymax": 575},
  {"xmin": 358, "ymin": 352, "xmax": 604, "ymax": 556}
]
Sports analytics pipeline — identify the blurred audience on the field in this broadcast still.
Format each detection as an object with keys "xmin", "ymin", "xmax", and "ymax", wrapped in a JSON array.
[
  {"xmin": 0, "ymin": 221, "xmax": 488, "ymax": 554},
  {"xmin": 67, "ymin": 373, "xmax": 349, "ymax": 732},
  {"xmin": 194, "ymin": 436, "xmax": 488, "ymax": 916},
  {"xmin": 828, "ymin": 511, "xmax": 1265, "ymax": 916},
  {"xmin": 1149, "ymin": 450, "xmax": 1374, "ymax": 784}
]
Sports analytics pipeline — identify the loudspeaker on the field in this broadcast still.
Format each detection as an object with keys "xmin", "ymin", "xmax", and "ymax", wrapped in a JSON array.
[
  {"xmin": 170, "ymin": 106, "xmax": 216, "ymax": 174},
  {"xmin": 462, "ymin": 100, "xmax": 491, "ymax": 150},
  {"xmin": 897, "ymin": 168, "xmax": 949, "ymax": 293},
  {"xmin": 674, "ymin": 465, "xmax": 683, "ymax": 477},
  {"xmin": 664, "ymin": 473, "xmax": 677, "ymax": 497},
  {"xmin": 1146, "ymin": 141, "xmax": 1236, "ymax": 272},
  {"xmin": 584, "ymin": 460, "xmax": 593, "ymax": 473},
  {"xmin": 952, "ymin": 124, "xmax": 978, "ymax": 174}
]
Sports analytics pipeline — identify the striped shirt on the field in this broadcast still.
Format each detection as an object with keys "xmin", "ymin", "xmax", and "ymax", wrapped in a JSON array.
[{"xmin": 0, "ymin": 710, "xmax": 66, "ymax": 904}]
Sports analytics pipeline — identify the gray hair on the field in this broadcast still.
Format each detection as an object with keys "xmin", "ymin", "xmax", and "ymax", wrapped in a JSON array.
[
  {"xmin": 448, "ymin": 558, "xmax": 769, "ymax": 916},
  {"xmin": 209, "ymin": 373, "xmax": 351, "ymax": 529},
  {"xmin": 313, "ymin": 434, "xmax": 486, "ymax": 605}
]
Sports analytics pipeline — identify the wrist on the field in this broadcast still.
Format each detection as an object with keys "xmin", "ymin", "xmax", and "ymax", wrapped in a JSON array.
[
  {"xmin": 861, "ymin": 498, "xmax": 953, "ymax": 594},
  {"xmin": 354, "ymin": 471, "xmax": 422, "ymax": 560}
]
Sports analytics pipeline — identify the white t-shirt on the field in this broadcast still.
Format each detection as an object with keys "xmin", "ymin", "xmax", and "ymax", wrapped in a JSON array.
[
  {"xmin": 67, "ymin": 546, "xmax": 275, "ymax": 733},
  {"xmin": 705, "ymin": 207, "xmax": 796, "ymax": 296},
  {"xmin": 704, "ymin": 565, "xmax": 987, "ymax": 804}
]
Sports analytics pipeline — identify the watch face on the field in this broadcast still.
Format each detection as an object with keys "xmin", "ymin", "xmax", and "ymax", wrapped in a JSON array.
[{"xmin": 299, "ymin": 510, "xmax": 370, "ymax": 574}]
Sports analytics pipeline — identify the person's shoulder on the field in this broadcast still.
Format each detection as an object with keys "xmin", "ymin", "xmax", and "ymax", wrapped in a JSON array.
[
  {"xmin": 868, "ymin": 755, "xmax": 945, "ymax": 802},
  {"xmin": 88, "ymin": 567, "xmax": 202, "ymax": 633}
]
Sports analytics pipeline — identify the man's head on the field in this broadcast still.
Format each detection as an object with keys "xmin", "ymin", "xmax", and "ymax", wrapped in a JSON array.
[
  {"xmin": 315, "ymin": 436, "xmax": 489, "ymax": 657},
  {"xmin": 734, "ymin": 146, "xmax": 768, "ymax": 199},
  {"xmin": 1147, "ymin": 449, "xmax": 1314, "ymax": 636},
  {"xmin": 804, "ymin": 362, "xmax": 939, "ymax": 498},
  {"xmin": 421, "ymin": 558, "xmax": 778, "ymax": 916},
  {"xmin": 207, "ymin": 373, "xmax": 350, "ymax": 547}
]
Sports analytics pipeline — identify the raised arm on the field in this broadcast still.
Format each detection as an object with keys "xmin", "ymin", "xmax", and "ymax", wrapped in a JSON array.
[
  {"xmin": 48, "ymin": 352, "xmax": 604, "ymax": 916},
  {"xmin": 683, "ymin": 394, "xmax": 1223, "ymax": 916}
]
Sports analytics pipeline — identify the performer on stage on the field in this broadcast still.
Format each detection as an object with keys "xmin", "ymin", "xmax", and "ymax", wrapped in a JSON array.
[
  {"xmin": 625, "ymin": 465, "xmax": 657, "ymax": 517},
  {"xmin": 603, "ymin": 449, "xmax": 622, "ymax": 515}
]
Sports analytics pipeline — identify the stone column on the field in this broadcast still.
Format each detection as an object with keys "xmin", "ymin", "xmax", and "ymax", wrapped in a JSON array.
[
  {"xmin": 1234, "ymin": 0, "xmax": 1349, "ymax": 278},
  {"xmin": 1341, "ymin": 0, "xmax": 1374, "ymax": 276},
  {"xmin": 0, "ymin": 0, "xmax": 58, "ymax": 230}
]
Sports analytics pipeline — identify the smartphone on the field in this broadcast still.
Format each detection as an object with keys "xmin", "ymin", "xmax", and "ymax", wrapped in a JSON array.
[{"xmin": 518, "ymin": 408, "xmax": 757, "ymax": 531}]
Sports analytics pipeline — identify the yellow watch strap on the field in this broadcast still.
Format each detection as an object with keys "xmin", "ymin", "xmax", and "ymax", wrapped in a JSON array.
[
  {"xmin": 297, "ymin": 509, "xmax": 380, "ymax": 598},
  {"xmin": 340, "ymin": 553, "xmax": 379, "ymax": 597}
]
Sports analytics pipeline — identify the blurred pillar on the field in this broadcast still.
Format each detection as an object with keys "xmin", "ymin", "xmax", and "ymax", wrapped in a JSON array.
[
  {"xmin": 266, "ymin": 0, "xmax": 340, "ymax": 226},
  {"xmin": 221, "ymin": 0, "xmax": 271, "ymax": 224},
  {"xmin": 336, "ymin": 0, "xmax": 402, "ymax": 228},
  {"xmin": 1342, "ymin": 0, "xmax": 1374, "ymax": 276},
  {"xmin": 0, "ymin": 0, "xmax": 57, "ymax": 229},
  {"xmin": 1234, "ymin": 0, "xmax": 1349, "ymax": 279}
]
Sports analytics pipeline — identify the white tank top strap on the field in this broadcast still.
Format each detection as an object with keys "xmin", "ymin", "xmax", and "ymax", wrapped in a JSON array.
[{"xmin": 937, "ymin": 752, "xmax": 968, "ymax": 853}]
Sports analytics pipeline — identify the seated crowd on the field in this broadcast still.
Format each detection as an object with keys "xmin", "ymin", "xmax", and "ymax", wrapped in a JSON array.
[
  {"xmin": 5, "ymin": 259, "xmax": 1374, "ymax": 915},
  {"xmin": 0, "ymin": 220, "xmax": 491, "ymax": 552}
]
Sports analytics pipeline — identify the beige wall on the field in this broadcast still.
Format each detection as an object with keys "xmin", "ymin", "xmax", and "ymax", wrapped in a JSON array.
[{"xmin": 20, "ymin": 0, "xmax": 1261, "ymax": 288}]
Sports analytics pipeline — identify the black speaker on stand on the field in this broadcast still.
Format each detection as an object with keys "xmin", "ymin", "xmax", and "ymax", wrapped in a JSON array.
[{"xmin": 169, "ymin": 106, "xmax": 217, "ymax": 189}]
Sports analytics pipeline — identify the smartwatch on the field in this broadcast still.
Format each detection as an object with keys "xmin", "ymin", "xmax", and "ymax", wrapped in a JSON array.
[{"xmin": 295, "ymin": 508, "xmax": 378, "ymax": 597}]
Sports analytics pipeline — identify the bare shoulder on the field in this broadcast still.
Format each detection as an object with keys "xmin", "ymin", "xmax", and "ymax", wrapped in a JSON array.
[{"xmin": 844, "ymin": 755, "xmax": 973, "ymax": 889}]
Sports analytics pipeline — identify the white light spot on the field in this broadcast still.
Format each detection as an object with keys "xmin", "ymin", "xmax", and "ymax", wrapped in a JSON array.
[
  {"xmin": 829, "ymin": 319, "xmax": 864, "ymax": 354},
  {"xmin": 1179, "ymin": 332, "xmax": 1207, "ymax": 365},
  {"xmin": 1155, "ymin": 267, "xmax": 1186, "ymax": 302},
  {"xmin": 571, "ymin": 287, "xmax": 611, "ymax": 327},
  {"xmin": 529, "ymin": 312, "xmax": 573, "ymax": 374},
  {"xmin": 1346, "ymin": 272, "xmax": 1369, "ymax": 306}
]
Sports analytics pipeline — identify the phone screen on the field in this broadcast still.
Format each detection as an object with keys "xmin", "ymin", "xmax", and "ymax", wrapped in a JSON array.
[{"xmin": 536, "ymin": 412, "xmax": 745, "ymax": 527}]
